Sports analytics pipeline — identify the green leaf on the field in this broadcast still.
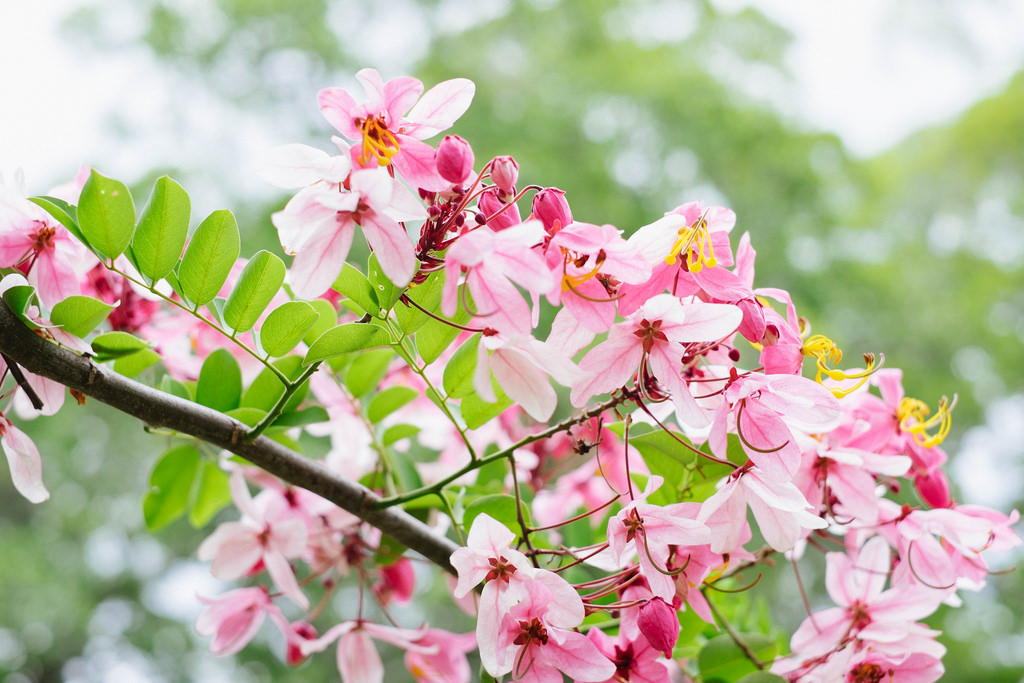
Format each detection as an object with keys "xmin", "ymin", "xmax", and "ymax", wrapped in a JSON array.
[
  {"xmin": 303, "ymin": 299, "xmax": 338, "ymax": 346},
  {"xmin": 461, "ymin": 392, "xmax": 513, "ymax": 430},
  {"xmin": 178, "ymin": 209, "xmax": 240, "ymax": 306},
  {"xmin": 333, "ymin": 263, "xmax": 379, "ymax": 316},
  {"xmin": 188, "ymin": 461, "xmax": 231, "ymax": 527},
  {"xmin": 49, "ymin": 295, "xmax": 115, "ymax": 338},
  {"xmin": 394, "ymin": 270, "xmax": 445, "ymax": 334},
  {"xmin": 304, "ymin": 322, "xmax": 391, "ymax": 364},
  {"xmin": 260, "ymin": 300, "xmax": 320, "ymax": 357},
  {"xmin": 442, "ymin": 333, "xmax": 480, "ymax": 399},
  {"xmin": 160, "ymin": 375, "xmax": 192, "ymax": 401},
  {"xmin": 735, "ymin": 673, "xmax": 789, "ymax": 683},
  {"xmin": 1, "ymin": 284, "xmax": 37, "ymax": 320},
  {"xmin": 270, "ymin": 406, "xmax": 329, "ymax": 428},
  {"xmin": 698, "ymin": 633, "xmax": 778, "ymax": 683},
  {"xmin": 415, "ymin": 305, "xmax": 473, "ymax": 365},
  {"xmin": 343, "ymin": 348, "xmax": 394, "ymax": 397},
  {"xmin": 77, "ymin": 170, "xmax": 136, "ymax": 259},
  {"xmin": 627, "ymin": 429, "xmax": 733, "ymax": 506},
  {"xmin": 143, "ymin": 445, "xmax": 200, "ymax": 531},
  {"xmin": 91, "ymin": 331, "xmax": 152, "ymax": 360},
  {"xmin": 381, "ymin": 423, "xmax": 421, "ymax": 446},
  {"xmin": 241, "ymin": 356, "xmax": 306, "ymax": 412},
  {"xmin": 464, "ymin": 494, "xmax": 524, "ymax": 533},
  {"xmin": 131, "ymin": 176, "xmax": 191, "ymax": 282},
  {"xmin": 367, "ymin": 252, "xmax": 408, "ymax": 312},
  {"xmin": 195, "ymin": 348, "xmax": 242, "ymax": 412},
  {"xmin": 113, "ymin": 348, "xmax": 162, "ymax": 377},
  {"xmin": 225, "ymin": 406, "xmax": 269, "ymax": 427},
  {"xmin": 366, "ymin": 386, "xmax": 420, "ymax": 423},
  {"xmin": 223, "ymin": 250, "xmax": 286, "ymax": 333},
  {"xmin": 29, "ymin": 196, "xmax": 88, "ymax": 247}
]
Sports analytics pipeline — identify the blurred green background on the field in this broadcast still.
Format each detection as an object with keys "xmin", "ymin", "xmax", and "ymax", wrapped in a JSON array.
[{"xmin": 1, "ymin": 0, "xmax": 1022, "ymax": 680}]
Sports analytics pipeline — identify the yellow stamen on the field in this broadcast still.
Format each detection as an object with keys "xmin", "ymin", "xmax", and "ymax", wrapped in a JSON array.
[
  {"xmin": 561, "ymin": 250, "xmax": 606, "ymax": 291},
  {"xmin": 356, "ymin": 114, "xmax": 401, "ymax": 167},
  {"xmin": 897, "ymin": 395, "xmax": 955, "ymax": 448},
  {"xmin": 803, "ymin": 334, "xmax": 881, "ymax": 398},
  {"xmin": 665, "ymin": 211, "xmax": 717, "ymax": 272}
]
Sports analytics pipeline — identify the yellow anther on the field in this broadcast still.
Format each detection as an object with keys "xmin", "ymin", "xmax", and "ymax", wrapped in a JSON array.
[
  {"xmin": 665, "ymin": 212, "xmax": 717, "ymax": 272},
  {"xmin": 357, "ymin": 114, "xmax": 401, "ymax": 167},
  {"xmin": 898, "ymin": 395, "xmax": 955, "ymax": 448},
  {"xmin": 803, "ymin": 334, "xmax": 881, "ymax": 398}
]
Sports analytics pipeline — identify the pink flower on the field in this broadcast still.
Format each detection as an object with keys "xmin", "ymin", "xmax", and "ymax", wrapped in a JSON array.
[
  {"xmin": 636, "ymin": 597, "xmax": 679, "ymax": 659},
  {"xmin": 195, "ymin": 586, "xmax": 277, "ymax": 656},
  {"xmin": 197, "ymin": 472, "xmax": 310, "ymax": 609},
  {"xmin": 300, "ymin": 619, "xmax": 433, "ymax": 683},
  {"xmin": 571, "ymin": 294, "xmax": 742, "ymax": 428},
  {"xmin": 319, "ymin": 68, "xmax": 475, "ymax": 191},
  {"xmin": 0, "ymin": 179, "xmax": 96, "ymax": 308},
  {"xmin": 492, "ymin": 577, "xmax": 615, "ymax": 682},
  {"xmin": 587, "ymin": 626, "xmax": 671, "ymax": 683},
  {"xmin": 0, "ymin": 415, "xmax": 48, "ymax": 503},
  {"xmin": 442, "ymin": 221, "xmax": 554, "ymax": 336},
  {"xmin": 405, "ymin": 629, "xmax": 477, "ymax": 683},
  {"xmin": 490, "ymin": 155, "xmax": 519, "ymax": 194}
]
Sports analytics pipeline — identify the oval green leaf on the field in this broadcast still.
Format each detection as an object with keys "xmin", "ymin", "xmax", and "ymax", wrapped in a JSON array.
[
  {"xmin": 49, "ymin": 295, "xmax": 115, "ymax": 338},
  {"xmin": 188, "ymin": 461, "xmax": 231, "ymax": 528},
  {"xmin": 143, "ymin": 445, "xmax": 200, "ymax": 531},
  {"xmin": 259, "ymin": 300, "xmax": 320, "ymax": 357},
  {"xmin": 178, "ymin": 209, "xmax": 240, "ymax": 306},
  {"xmin": 366, "ymin": 386, "xmax": 420, "ymax": 424},
  {"xmin": 698, "ymin": 633, "xmax": 778, "ymax": 682},
  {"xmin": 332, "ymin": 263, "xmax": 379, "ymax": 316},
  {"xmin": 131, "ymin": 176, "xmax": 191, "ymax": 282},
  {"xmin": 223, "ymin": 250, "xmax": 286, "ymax": 333},
  {"xmin": 77, "ymin": 169, "xmax": 136, "ymax": 259},
  {"xmin": 304, "ymin": 323, "xmax": 391, "ymax": 364},
  {"xmin": 195, "ymin": 348, "xmax": 242, "ymax": 412},
  {"xmin": 91, "ymin": 331, "xmax": 152, "ymax": 359},
  {"xmin": 442, "ymin": 333, "xmax": 480, "ymax": 399}
]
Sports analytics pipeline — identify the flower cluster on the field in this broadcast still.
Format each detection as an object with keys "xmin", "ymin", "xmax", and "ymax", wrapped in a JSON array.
[{"xmin": 1, "ymin": 68, "xmax": 1019, "ymax": 683}]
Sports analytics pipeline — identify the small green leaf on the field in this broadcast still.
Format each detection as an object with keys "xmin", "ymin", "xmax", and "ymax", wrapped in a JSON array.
[
  {"xmin": 50, "ymin": 295, "xmax": 115, "ymax": 338},
  {"xmin": 160, "ymin": 375, "xmax": 192, "ymax": 401},
  {"xmin": 343, "ymin": 348, "xmax": 394, "ymax": 397},
  {"xmin": 241, "ymin": 356, "xmax": 306, "ymax": 412},
  {"xmin": 143, "ymin": 446, "xmax": 200, "ymax": 531},
  {"xmin": 367, "ymin": 252, "xmax": 408, "ymax": 311},
  {"xmin": 131, "ymin": 176, "xmax": 191, "ymax": 281},
  {"xmin": 271, "ymin": 406, "xmax": 329, "ymax": 428},
  {"xmin": 303, "ymin": 299, "xmax": 338, "ymax": 346},
  {"xmin": 366, "ymin": 386, "xmax": 419, "ymax": 423},
  {"xmin": 304, "ymin": 322, "xmax": 391, "ymax": 364},
  {"xmin": 188, "ymin": 461, "xmax": 231, "ymax": 527},
  {"xmin": 461, "ymin": 392, "xmax": 513, "ymax": 430},
  {"xmin": 77, "ymin": 170, "xmax": 136, "ymax": 259},
  {"xmin": 223, "ymin": 250, "xmax": 286, "ymax": 333},
  {"xmin": 225, "ymin": 406, "xmax": 268, "ymax": 427},
  {"xmin": 29, "ymin": 196, "xmax": 88, "ymax": 247},
  {"xmin": 415, "ymin": 306, "xmax": 472, "ymax": 365},
  {"xmin": 1, "ymin": 284, "xmax": 37, "ymax": 320},
  {"xmin": 464, "ymin": 494, "xmax": 525, "ymax": 533},
  {"xmin": 91, "ymin": 331, "xmax": 152, "ymax": 360},
  {"xmin": 178, "ymin": 209, "xmax": 240, "ymax": 306},
  {"xmin": 260, "ymin": 300, "xmax": 320, "ymax": 357},
  {"xmin": 698, "ymin": 633, "xmax": 778, "ymax": 683},
  {"xmin": 443, "ymin": 334, "xmax": 480, "ymax": 399},
  {"xmin": 735, "ymin": 673, "xmax": 789, "ymax": 683},
  {"xmin": 195, "ymin": 348, "xmax": 242, "ymax": 412},
  {"xmin": 113, "ymin": 348, "xmax": 162, "ymax": 377},
  {"xmin": 381, "ymin": 424, "xmax": 421, "ymax": 446},
  {"xmin": 394, "ymin": 270, "xmax": 445, "ymax": 334},
  {"xmin": 333, "ymin": 263, "xmax": 379, "ymax": 316}
]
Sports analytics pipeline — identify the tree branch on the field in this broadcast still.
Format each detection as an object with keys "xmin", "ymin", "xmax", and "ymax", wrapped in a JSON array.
[{"xmin": 0, "ymin": 301, "xmax": 459, "ymax": 573}]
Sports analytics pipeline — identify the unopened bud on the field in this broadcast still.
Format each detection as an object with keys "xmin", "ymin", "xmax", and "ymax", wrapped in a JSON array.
[
  {"xmin": 436, "ymin": 135, "xmax": 474, "ymax": 184},
  {"xmin": 478, "ymin": 187, "xmax": 521, "ymax": 231},
  {"xmin": 915, "ymin": 470, "xmax": 952, "ymax": 508},
  {"xmin": 490, "ymin": 155, "xmax": 519, "ymax": 193},
  {"xmin": 532, "ymin": 187, "xmax": 572, "ymax": 233},
  {"xmin": 637, "ymin": 597, "xmax": 679, "ymax": 659}
]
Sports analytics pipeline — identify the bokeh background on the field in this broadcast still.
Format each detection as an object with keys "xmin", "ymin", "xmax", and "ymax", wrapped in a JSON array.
[{"xmin": 1, "ymin": 0, "xmax": 1022, "ymax": 680}]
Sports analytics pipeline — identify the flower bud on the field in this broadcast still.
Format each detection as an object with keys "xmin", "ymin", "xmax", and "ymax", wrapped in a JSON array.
[
  {"xmin": 436, "ymin": 135, "xmax": 474, "ymax": 184},
  {"xmin": 375, "ymin": 557, "xmax": 416, "ymax": 605},
  {"xmin": 490, "ymin": 155, "xmax": 519, "ymax": 193},
  {"xmin": 478, "ymin": 187, "xmax": 521, "ymax": 231},
  {"xmin": 636, "ymin": 597, "xmax": 679, "ymax": 659},
  {"xmin": 915, "ymin": 470, "xmax": 952, "ymax": 508},
  {"xmin": 532, "ymin": 187, "xmax": 572, "ymax": 233}
]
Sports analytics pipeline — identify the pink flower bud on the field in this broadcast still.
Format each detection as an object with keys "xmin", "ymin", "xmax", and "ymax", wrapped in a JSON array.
[
  {"xmin": 490, "ymin": 155, "xmax": 519, "ymax": 193},
  {"xmin": 375, "ymin": 557, "xmax": 417, "ymax": 604},
  {"xmin": 532, "ymin": 187, "xmax": 572, "ymax": 233},
  {"xmin": 915, "ymin": 470, "xmax": 952, "ymax": 508},
  {"xmin": 478, "ymin": 187, "xmax": 522, "ymax": 231},
  {"xmin": 436, "ymin": 135, "xmax": 474, "ymax": 184},
  {"xmin": 636, "ymin": 597, "xmax": 679, "ymax": 659},
  {"xmin": 286, "ymin": 621, "xmax": 318, "ymax": 666}
]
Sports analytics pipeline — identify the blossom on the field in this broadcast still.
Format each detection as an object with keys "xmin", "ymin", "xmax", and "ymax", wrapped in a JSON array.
[
  {"xmin": 319, "ymin": 68, "xmax": 475, "ymax": 191},
  {"xmin": 0, "ymin": 414, "xmax": 48, "ymax": 503},
  {"xmin": 571, "ymin": 293, "xmax": 742, "ymax": 428},
  {"xmin": 195, "ymin": 586, "xmax": 280, "ymax": 656},
  {"xmin": 587, "ymin": 626, "xmax": 671, "ymax": 683}
]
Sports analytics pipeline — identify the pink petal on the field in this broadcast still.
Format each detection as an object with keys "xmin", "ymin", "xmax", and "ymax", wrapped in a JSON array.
[
  {"xmin": 288, "ymin": 218, "xmax": 356, "ymax": 299},
  {"xmin": 337, "ymin": 630, "xmax": 383, "ymax": 683},
  {"xmin": 392, "ymin": 136, "xmax": 447, "ymax": 192},
  {"xmin": 318, "ymin": 87, "xmax": 362, "ymax": 139},
  {"xmin": 1, "ymin": 419, "xmax": 49, "ymax": 503},
  {"xmin": 404, "ymin": 78, "xmax": 476, "ymax": 139},
  {"xmin": 359, "ymin": 210, "xmax": 417, "ymax": 288}
]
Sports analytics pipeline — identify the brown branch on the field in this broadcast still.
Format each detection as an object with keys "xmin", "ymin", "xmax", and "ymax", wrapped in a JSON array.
[{"xmin": 0, "ymin": 301, "xmax": 460, "ymax": 574}]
